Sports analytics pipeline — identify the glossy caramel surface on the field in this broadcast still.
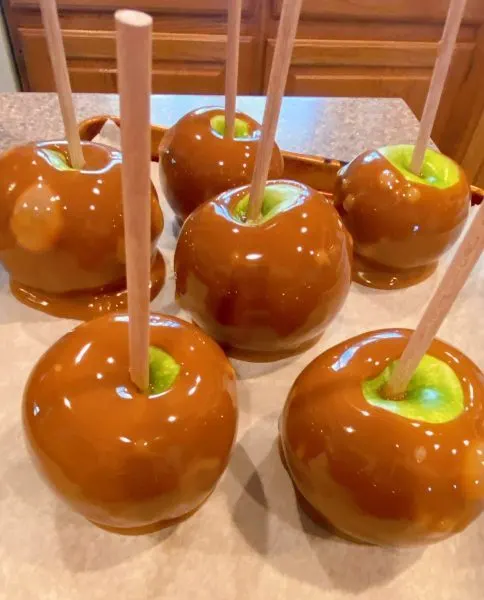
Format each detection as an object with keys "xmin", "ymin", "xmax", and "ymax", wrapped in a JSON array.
[
  {"xmin": 175, "ymin": 180, "xmax": 352, "ymax": 359},
  {"xmin": 159, "ymin": 107, "xmax": 284, "ymax": 222},
  {"xmin": 281, "ymin": 329, "xmax": 484, "ymax": 546},
  {"xmin": 23, "ymin": 313, "xmax": 237, "ymax": 532},
  {"xmin": 334, "ymin": 150, "xmax": 469, "ymax": 289},
  {"xmin": 0, "ymin": 141, "xmax": 164, "ymax": 316}
]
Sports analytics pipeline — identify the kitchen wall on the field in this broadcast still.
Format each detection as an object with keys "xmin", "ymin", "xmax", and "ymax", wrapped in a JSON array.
[{"xmin": 0, "ymin": 8, "xmax": 18, "ymax": 91}]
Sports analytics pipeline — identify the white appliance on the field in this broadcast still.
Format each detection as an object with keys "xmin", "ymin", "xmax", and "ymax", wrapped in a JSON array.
[{"xmin": 0, "ymin": 8, "xmax": 18, "ymax": 91}]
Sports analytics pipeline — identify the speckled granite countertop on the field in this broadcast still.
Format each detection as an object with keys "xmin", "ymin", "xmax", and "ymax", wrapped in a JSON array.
[{"xmin": 0, "ymin": 93, "xmax": 421, "ymax": 160}]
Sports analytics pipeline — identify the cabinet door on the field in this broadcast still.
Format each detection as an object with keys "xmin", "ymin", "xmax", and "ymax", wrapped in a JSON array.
[
  {"xmin": 19, "ymin": 28, "xmax": 258, "ymax": 94},
  {"xmin": 264, "ymin": 39, "xmax": 473, "ymax": 125},
  {"xmin": 10, "ymin": 0, "xmax": 256, "ymax": 16},
  {"xmin": 271, "ymin": 0, "xmax": 484, "ymax": 23}
]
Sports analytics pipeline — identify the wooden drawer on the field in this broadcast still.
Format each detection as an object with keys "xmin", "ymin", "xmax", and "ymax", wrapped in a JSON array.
[
  {"xmin": 265, "ymin": 38, "xmax": 473, "ymax": 124},
  {"xmin": 53, "ymin": 62, "xmax": 227, "ymax": 94},
  {"xmin": 19, "ymin": 28, "xmax": 258, "ymax": 93},
  {"xmin": 10, "ymin": 0, "xmax": 256, "ymax": 16},
  {"xmin": 272, "ymin": 0, "xmax": 484, "ymax": 23}
]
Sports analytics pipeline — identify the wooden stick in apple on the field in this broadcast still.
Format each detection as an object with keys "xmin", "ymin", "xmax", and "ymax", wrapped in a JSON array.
[
  {"xmin": 39, "ymin": 0, "xmax": 85, "ymax": 169},
  {"xmin": 410, "ymin": 0, "xmax": 467, "ymax": 175},
  {"xmin": 246, "ymin": 0, "xmax": 303, "ymax": 221},
  {"xmin": 225, "ymin": 0, "xmax": 242, "ymax": 139},
  {"xmin": 115, "ymin": 9, "xmax": 153, "ymax": 391},
  {"xmin": 385, "ymin": 202, "xmax": 484, "ymax": 398}
]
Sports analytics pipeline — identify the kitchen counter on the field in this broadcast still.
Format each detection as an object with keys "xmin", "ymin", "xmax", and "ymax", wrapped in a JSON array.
[
  {"xmin": 0, "ymin": 93, "xmax": 483, "ymax": 600},
  {"xmin": 0, "ymin": 93, "xmax": 421, "ymax": 161}
]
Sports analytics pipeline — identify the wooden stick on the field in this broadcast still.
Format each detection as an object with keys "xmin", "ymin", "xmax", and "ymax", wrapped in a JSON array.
[
  {"xmin": 410, "ymin": 0, "xmax": 467, "ymax": 175},
  {"xmin": 115, "ymin": 9, "xmax": 153, "ymax": 392},
  {"xmin": 246, "ymin": 0, "xmax": 302, "ymax": 221},
  {"xmin": 385, "ymin": 202, "xmax": 484, "ymax": 398},
  {"xmin": 225, "ymin": 0, "xmax": 242, "ymax": 139},
  {"xmin": 39, "ymin": 0, "xmax": 84, "ymax": 169}
]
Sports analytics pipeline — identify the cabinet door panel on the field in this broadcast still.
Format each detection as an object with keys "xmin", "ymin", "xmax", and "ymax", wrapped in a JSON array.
[{"xmin": 19, "ymin": 28, "xmax": 258, "ymax": 94}]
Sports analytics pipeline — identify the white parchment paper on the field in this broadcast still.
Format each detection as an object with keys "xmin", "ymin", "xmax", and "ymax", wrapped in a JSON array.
[{"xmin": 0, "ymin": 123, "xmax": 483, "ymax": 599}]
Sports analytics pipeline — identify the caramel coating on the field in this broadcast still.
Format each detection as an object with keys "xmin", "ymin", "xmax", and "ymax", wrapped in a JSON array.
[
  {"xmin": 0, "ymin": 141, "xmax": 164, "ymax": 318},
  {"xmin": 159, "ymin": 107, "xmax": 284, "ymax": 223},
  {"xmin": 281, "ymin": 329, "xmax": 484, "ymax": 546},
  {"xmin": 175, "ymin": 180, "xmax": 352, "ymax": 359},
  {"xmin": 334, "ymin": 150, "xmax": 470, "ymax": 289},
  {"xmin": 23, "ymin": 313, "xmax": 238, "ymax": 533}
]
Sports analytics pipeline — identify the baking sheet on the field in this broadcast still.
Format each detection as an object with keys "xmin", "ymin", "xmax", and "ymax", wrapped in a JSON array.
[{"xmin": 0, "ymin": 128, "xmax": 483, "ymax": 600}]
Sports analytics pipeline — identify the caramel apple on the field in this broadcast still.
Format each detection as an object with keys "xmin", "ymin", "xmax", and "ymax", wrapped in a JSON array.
[
  {"xmin": 280, "ymin": 328, "xmax": 484, "ymax": 546},
  {"xmin": 174, "ymin": 180, "xmax": 352, "ymax": 360},
  {"xmin": 0, "ymin": 140, "xmax": 165, "ymax": 319},
  {"xmin": 159, "ymin": 107, "xmax": 284, "ymax": 223},
  {"xmin": 23, "ymin": 312, "xmax": 237, "ymax": 533},
  {"xmin": 334, "ymin": 146, "xmax": 470, "ymax": 289}
]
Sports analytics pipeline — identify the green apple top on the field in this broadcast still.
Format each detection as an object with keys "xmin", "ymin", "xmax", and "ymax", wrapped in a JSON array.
[
  {"xmin": 210, "ymin": 115, "xmax": 251, "ymax": 139},
  {"xmin": 148, "ymin": 346, "xmax": 181, "ymax": 395},
  {"xmin": 378, "ymin": 145, "xmax": 461, "ymax": 189},
  {"xmin": 41, "ymin": 148, "xmax": 77, "ymax": 171},
  {"xmin": 233, "ymin": 182, "xmax": 309, "ymax": 223},
  {"xmin": 363, "ymin": 354, "xmax": 465, "ymax": 424}
]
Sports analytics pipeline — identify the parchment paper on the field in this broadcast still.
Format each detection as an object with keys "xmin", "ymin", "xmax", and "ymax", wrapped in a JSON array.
[{"xmin": 0, "ymin": 124, "xmax": 483, "ymax": 599}]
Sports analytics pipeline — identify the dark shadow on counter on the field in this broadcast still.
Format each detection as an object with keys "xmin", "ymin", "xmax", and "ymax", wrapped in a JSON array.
[{"xmin": 225, "ymin": 414, "xmax": 425, "ymax": 595}]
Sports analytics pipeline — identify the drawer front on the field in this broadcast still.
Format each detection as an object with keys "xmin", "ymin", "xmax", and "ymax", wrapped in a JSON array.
[
  {"xmin": 265, "ymin": 38, "xmax": 474, "ymax": 70},
  {"xmin": 19, "ymin": 29, "xmax": 258, "ymax": 94},
  {"xmin": 272, "ymin": 0, "xmax": 484, "ymax": 23},
  {"xmin": 11, "ymin": 0, "xmax": 256, "ymax": 16},
  {"xmin": 285, "ymin": 68, "xmax": 431, "ymax": 117},
  {"xmin": 60, "ymin": 64, "xmax": 226, "ymax": 94}
]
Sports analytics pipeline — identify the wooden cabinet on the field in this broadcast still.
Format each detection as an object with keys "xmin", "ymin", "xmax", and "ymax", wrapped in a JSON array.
[
  {"xmin": 4, "ymin": 0, "xmax": 484, "ymax": 179},
  {"xmin": 5, "ymin": 0, "xmax": 263, "ymax": 95},
  {"xmin": 19, "ymin": 28, "xmax": 258, "ymax": 93},
  {"xmin": 267, "ymin": 0, "xmax": 484, "ymax": 172},
  {"xmin": 272, "ymin": 0, "xmax": 484, "ymax": 22},
  {"xmin": 10, "ymin": 0, "xmax": 256, "ymax": 15}
]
